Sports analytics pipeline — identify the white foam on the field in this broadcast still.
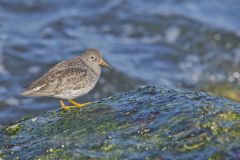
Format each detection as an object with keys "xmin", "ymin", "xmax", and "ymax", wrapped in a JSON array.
[
  {"xmin": 165, "ymin": 26, "xmax": 180, "ymax": 43},
  {"xmin": 28, "ymin": 65, "xmax": 41, "ymax": 74},
  {"xmin": 5, "ymin": 97, "xmax": 20, "ymax": 106}
]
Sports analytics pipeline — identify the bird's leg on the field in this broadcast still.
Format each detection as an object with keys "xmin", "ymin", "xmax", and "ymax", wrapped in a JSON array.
[
  {"xmin": 67, "ymin": 99, "xmax": 91, "ymax": 108},
  {"xmin": 60, "ymin": 99, "xmax": 75, "ymax": 110}
]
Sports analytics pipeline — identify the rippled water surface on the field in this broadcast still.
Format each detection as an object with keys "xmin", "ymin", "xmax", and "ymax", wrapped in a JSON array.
[{"xmin": 0, "ymin": 0, "xmax": 240, "ymax": 124}]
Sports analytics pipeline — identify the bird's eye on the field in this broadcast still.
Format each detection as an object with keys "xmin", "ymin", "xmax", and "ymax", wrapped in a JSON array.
[{"xmin": 90, "ymin": 56, "xmax": 96, "ymax": 61}]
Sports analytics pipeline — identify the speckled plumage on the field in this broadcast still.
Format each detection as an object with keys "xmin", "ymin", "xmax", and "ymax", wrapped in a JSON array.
[{"xmin": 21, "ymin": 48, "xmax": 108, "ymax": 101}]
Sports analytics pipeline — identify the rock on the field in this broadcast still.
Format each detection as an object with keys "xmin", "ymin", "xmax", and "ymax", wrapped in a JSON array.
[
  {"xmin": 0, "ymin": 86, "xmax": 239, "ymax": 160},
  {"xmin": 200, "ymin": 82, "xmax": 240, "ymax": 103}
]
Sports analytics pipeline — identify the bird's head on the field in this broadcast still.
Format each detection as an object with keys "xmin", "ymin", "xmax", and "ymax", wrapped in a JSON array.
[{"xmin": 82, "ymin": 48, "xmax": 110, "ymax": 71}]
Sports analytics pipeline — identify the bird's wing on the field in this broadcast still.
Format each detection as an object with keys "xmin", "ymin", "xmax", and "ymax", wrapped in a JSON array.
[
  {"xmin": 21, "ymin": 57, "xmax": 88, "ymax": 96},
  {"xmin": 21, "ymin": 67, "xmax": 88, "ymax": 96}
]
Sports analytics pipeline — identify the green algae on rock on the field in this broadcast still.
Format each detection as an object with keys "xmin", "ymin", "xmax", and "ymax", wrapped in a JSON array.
[
  {"xmin": 0, "ymin": 86, "xmax": 240, "ymax": 160},
  {"xmin": 200, "ymin": 82, "xmax": 240, "ymax": 103},
  {"xmin": 3, "ymin": 124, "xmax": 21, "ymax": 136}
]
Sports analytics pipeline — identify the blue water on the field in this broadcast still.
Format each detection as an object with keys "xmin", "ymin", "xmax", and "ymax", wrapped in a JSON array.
[{"xmin": 0, "ymin": 0, "xmax": 240, "ymax": 124}]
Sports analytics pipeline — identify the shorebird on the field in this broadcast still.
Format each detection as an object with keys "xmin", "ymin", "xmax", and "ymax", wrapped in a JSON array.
[{"xmin": 21, "ymin": 48, "xmax": 110, "ymax": 110}]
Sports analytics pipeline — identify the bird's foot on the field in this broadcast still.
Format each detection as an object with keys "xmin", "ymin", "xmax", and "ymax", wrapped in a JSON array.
[
  {"xmin": 60, "ymin": 99, "xmax": 76, "ymax": 111},
  {"xmin": 68, "ymin": 100, "xmax": 92, "ymax": 108},
  {"xmin": 61, "ymin": 105, "xmax": 76, "ymax": 111}
]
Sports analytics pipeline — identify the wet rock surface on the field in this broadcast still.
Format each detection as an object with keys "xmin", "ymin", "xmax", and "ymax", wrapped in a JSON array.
[
  {"xmin": 0, "ymin": 86, "xmax": 239, "ymax": 160},
  {"xmin": 0, "ymin": 0, "xmax": 240, "ymax": 124}
]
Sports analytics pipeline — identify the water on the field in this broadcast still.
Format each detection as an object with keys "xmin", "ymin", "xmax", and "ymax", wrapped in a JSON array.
[{"xmin": 0, "ymin": 0, "xmax": 240, "ymax": 125}]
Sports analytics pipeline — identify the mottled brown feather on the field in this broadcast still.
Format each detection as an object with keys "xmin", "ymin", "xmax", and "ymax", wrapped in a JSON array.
[{"xmin": 21, "ymin": 57, "xmax": 96, "ymax": 97}]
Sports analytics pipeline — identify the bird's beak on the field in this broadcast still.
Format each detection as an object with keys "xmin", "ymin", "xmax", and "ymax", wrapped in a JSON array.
[{"xmin": 99, "ymin": 59, "xmax": 111, "ymax": 68}]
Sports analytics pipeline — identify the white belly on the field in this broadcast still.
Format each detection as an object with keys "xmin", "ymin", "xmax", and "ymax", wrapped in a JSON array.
[{"xmin": 53, "ymin": 84, "xmax": 95, "ymax": 99}]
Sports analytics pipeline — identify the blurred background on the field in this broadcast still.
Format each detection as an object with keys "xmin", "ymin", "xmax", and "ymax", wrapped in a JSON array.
[{"xmin": 0, "ymin": 0, "xmax": 240, "ymax": 125}]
